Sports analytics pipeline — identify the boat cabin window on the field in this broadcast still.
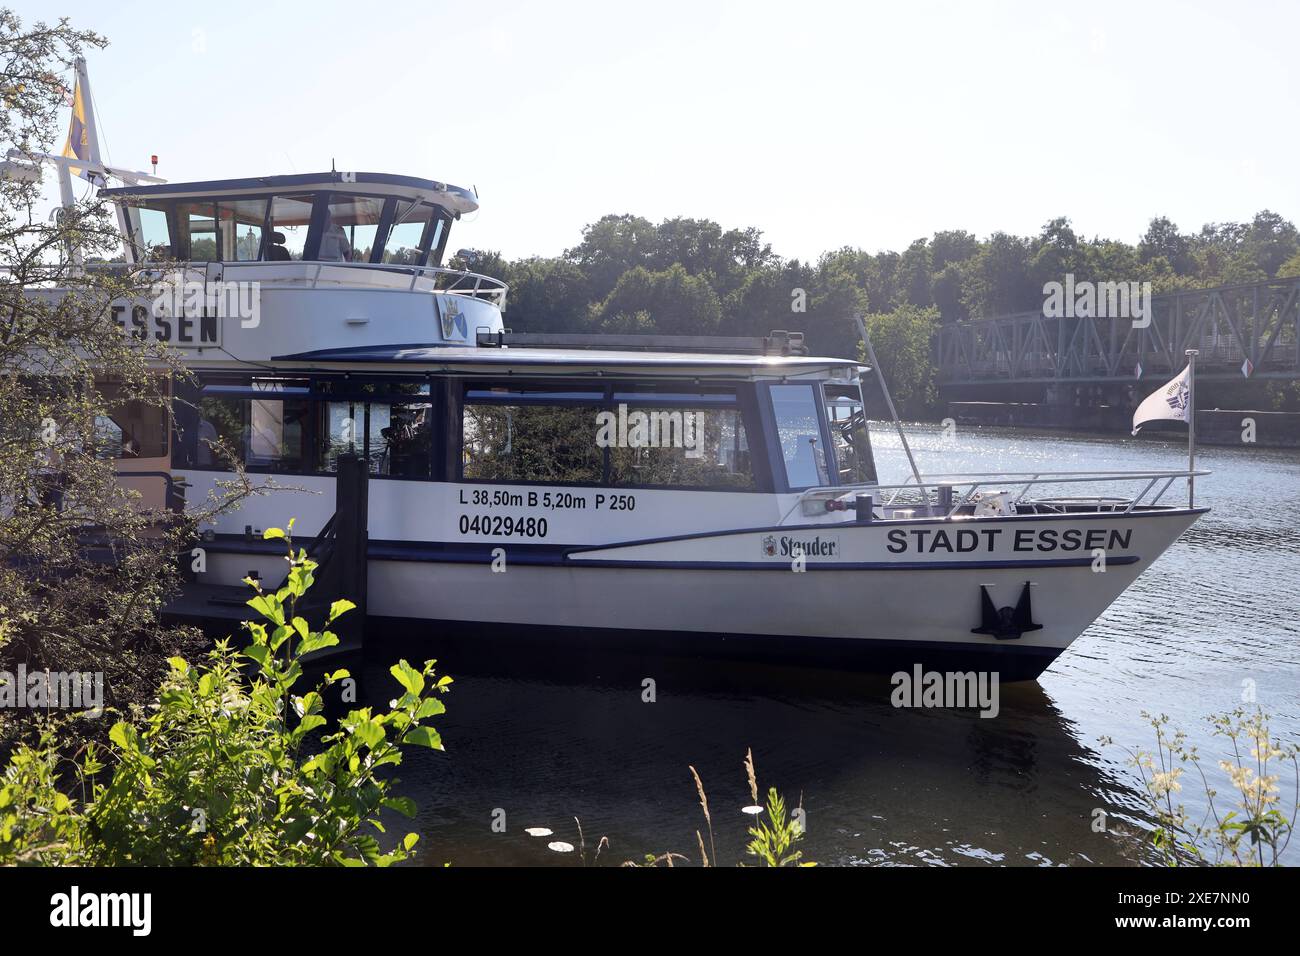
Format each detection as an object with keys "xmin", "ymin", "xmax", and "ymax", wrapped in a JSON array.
[
  {"xmin": 197, "ymin": 388, "xmax": 310, "ymax": 472},
  {"xmin": 316, "ymin": 394, "xmax": 433, "ymax": 477},
  {"xmin": 385, "ymin": 200, "xmax": 441, "ymax": 265},
  {"xmin": 187, "ymin": 377, "xmax": 434, "ymax": 478},
  {"xmin": 768, "ymin": 384, "xmax": 831, "ymax": 490},
  {"xmin": 607, "ymin": 386, "xmax": 754, "ymax": 489},
  {"xmin": 459, "ymin": 382, "xmax": 758, "ymax": 490},
  {"xmin": 462, "ymin": 388, "xmax": 605, "ymax": 484},
  {"xmin": 94, "ymin": 382, "xmax": 169, "ymax": 460}
]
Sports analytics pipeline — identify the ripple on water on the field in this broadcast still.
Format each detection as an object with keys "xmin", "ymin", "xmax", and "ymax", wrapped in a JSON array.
[{"xmin": 364, "ymin": 425, "xmax": 1300, "ymax": 866}]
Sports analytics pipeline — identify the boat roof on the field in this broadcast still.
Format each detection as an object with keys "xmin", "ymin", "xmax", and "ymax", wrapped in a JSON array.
[
  {"xmin": 100, "ymin": 172, "xmax": 479, "ymax": 216},
  {"xmin": 268, "ymin": 344, "xmax": 862, "ymax": 380}
]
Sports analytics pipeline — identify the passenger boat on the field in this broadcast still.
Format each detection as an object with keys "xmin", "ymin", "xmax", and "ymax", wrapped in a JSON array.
[{"xmin": 29, "ymin": 65, "xmax": 1209, "ymax": 682}]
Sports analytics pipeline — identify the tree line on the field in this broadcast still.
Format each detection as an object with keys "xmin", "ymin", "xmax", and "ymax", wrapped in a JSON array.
[{"xmin": 456, "ymin": 211, "xmax": 1300, "ymax": 415}]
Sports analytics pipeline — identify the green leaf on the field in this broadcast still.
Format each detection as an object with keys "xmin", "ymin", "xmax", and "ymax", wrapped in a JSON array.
[
  {"xmin": 390, "ymin": 660, "xmax": 424, "ymax": 696},
  {"xmin": 243, "ymin": 643, "xmax": 271, "ymax": 668},
  {"xmin": 263, "ymin": 527, "xmax": 285, "ymax": 540},
  {"xmin": 293, "ymin": 714, "xmax": 327, "ymax": 739},
  {"xmin": 298, "ymin": 631, "xmax": 340, "ymax": 656},
  {"xmin": 402, "ymin": 726, "xmax": 443, "ymax": 750},
  {"xmin": 328, "ymin": 599, "xmax": 357, "ymax": 622},
  {"xmin": 109, "ymin": 722, "xmax": 138, "ymax": 752},
  {"xmin": 269, "ymin": 624, "xmax": 292, "ymax": 652},
  {"xmin": 247, "ymin": 593, "xmax": 284, "ymax": 626},
  {"xmin": 383, "ymin": 796, "xmax": 418, "ymax": 818},
  {"xmin": 354, "ymin": 719, "xmax": 386, "ymax": 749},
  {"xmin": 415, "ymin": 697, "xmax": 446, "ymax": 719}
]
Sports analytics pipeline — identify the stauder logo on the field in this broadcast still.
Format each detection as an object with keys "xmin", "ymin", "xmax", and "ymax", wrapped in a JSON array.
[{"xmin": 763, "ymin": 534, "xmax": 838, "ymax": 558}]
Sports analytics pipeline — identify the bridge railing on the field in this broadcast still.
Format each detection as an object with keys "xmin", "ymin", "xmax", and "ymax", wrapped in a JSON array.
[{"xmin": 936, "ymin": 276, "xmax": 1300, "ymax": 384}]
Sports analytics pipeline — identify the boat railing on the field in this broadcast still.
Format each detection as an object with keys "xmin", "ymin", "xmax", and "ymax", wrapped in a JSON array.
[
  {"xmin": 75, "ymin": 260, "xmax": 509, "ymax": 308},
  {"xmin": 791, "ymin": 468, "xmax": 1211, "ymax": 522},
  {"xmin": 206, "ymin": 260, "xmax": 509, "ymax": 307}
]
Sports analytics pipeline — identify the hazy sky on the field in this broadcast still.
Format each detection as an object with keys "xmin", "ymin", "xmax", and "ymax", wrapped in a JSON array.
[{"xmin": 16, "ymin": 0, "xmax": 1299, "ymax": 262}]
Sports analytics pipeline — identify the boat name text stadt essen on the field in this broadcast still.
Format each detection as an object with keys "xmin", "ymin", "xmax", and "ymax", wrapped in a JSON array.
[{"xmin": 886, "ymin": 526, "xmax": 1133, "ymax": 554}]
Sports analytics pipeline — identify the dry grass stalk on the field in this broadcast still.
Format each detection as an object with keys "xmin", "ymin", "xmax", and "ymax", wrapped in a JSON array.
[{"xmin": 689, "ymin": 764, "xmax": 717, "ymax": 866}]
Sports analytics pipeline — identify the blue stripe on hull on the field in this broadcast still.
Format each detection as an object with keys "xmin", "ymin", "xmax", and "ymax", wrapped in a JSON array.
[{"xmin": 201, "ymin": 535, "xmax": 1140, "ymax": 572}]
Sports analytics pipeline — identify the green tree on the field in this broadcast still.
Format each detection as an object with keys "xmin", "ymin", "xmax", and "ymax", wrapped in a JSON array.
[
  {"xmin": 590, "ymin": 263, "xmax": 722, "ymax": 336},
  {"xmin": 0, "ymin": 12, "xmax": 251, "ymax": 753},
  {"xmin": 498, "ymin": 256, "xmax": 592, "ymax": 334},
  {"xmin": 961, "ymin": 231, "xmax": 1034, "ymax": 318},
  {"xmin": 564, "ymin": 213, "xmax": 658, "ymax": 301},
  {"xmin": 860, "ymin": 305, "xmax": 939, "ymax": 418}
]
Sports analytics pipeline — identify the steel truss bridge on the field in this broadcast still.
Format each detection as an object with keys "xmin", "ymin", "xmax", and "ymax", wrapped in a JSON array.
[{"xmin": 935, "ymin": 277, "xmax": 1300, "ymax": 389}]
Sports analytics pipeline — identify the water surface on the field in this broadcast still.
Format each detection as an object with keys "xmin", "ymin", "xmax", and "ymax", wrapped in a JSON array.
[{"xmin": 362, "ymin": 424, "xmax": 1300, "ymax": 866}]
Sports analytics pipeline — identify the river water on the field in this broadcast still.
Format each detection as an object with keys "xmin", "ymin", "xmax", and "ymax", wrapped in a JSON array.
[{"xmin": 364, "ymin": 423, "xmax": 1300, "ymax": 867}]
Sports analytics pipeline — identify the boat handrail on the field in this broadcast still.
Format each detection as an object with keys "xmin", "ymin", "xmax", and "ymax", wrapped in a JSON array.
[
  {"xmin": 209, "ymin": 260, "xmax": 509, "ymax": 306},
  {"xmin": 789, "ymin": 468, "xmax": 1210, "ymax": 522},
  {"xmin": 75, "ymin": 260, "xmax": 509, "ymax": 307}
]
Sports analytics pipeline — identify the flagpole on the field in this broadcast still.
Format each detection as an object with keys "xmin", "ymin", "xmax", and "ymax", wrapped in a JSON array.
[{"xmin": 1186, "ymin": 349, "xmax": 1197, "ymax": 507}]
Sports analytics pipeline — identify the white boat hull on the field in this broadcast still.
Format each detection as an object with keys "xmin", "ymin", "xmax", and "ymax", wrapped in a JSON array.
[{"xmin": 195, "ymin": 488, "xmax": 1203, "ymax": 680}]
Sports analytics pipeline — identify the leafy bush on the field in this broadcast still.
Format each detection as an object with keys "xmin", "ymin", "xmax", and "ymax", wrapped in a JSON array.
[{"xmin": 0, "ymin": 523, "xmax": 449, "ymax": 865}]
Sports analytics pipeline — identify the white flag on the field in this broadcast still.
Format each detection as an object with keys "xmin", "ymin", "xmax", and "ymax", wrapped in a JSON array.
[{"xmin": 1131, "ymin": 365, "xmax": 1191, "ymax": 435}]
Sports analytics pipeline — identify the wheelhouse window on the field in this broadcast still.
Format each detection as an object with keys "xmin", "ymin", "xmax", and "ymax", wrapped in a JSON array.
[
  {"xmin": 385, "ymin": 200, "xmax": 440, "ymax": 265},
  {"xmin": 267, "ymin": 194, "xmax": 313, "ymax": 260},
  {"xmin": 218, "ymin": 198, "xmax": 270, "ymax": 261},
  {"xmin": 178, "ymin": 202, "xmax": 218, "ymax": 261},
  {"xmin": 116, "ymin": 191, "xmax": 450, "ymax": 265},
  {"xmin": 769, "ymin": 384, "xmax": 830, "ymax": 489},
  {"xmin": 462, "ymin": 386, "xmax": 605, "ymax": 484},
  {"xmin": 825, "ymin": 387, "xmax": 876, "ymax": 484},
  {"xmin": 319, "ymin": 194, "xmax": 386, "ymax": 263},
  {"xmin": 123, "ymin": 205, "xmax": 171, "ymax": 261}
]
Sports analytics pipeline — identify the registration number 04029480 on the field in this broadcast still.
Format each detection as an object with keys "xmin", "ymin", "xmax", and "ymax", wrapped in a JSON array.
[{"xmin": 457, "ymin": 514, "xmax": 549, "ymax": 538}]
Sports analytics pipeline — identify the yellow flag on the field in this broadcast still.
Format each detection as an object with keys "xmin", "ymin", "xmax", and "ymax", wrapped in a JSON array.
[{"xmin": 61, "ymin": 74, "xmax": 91, "ymax": 181}]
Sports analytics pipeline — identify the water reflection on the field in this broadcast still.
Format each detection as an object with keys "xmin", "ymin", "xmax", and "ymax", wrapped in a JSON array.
[
  {"xmin": 349, "ymin": 424, "xmax": 1299, "ymax": 866},
  {"xmin": 354, "ymin": 630, "xmax": 1152, "ymax": 867}
]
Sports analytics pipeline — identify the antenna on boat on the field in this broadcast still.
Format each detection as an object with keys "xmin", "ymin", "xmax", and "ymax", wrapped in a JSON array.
[
  {"xmin": 3, "ymin": 56, "xmax": 165, "ymax": 264},
  {"xmin": 5, "ymin": 57, "xmax": 165, "ymax": 196},
  {"xmin": 854, "ymin": 314, "xmax": 924, "ymax": 491}
]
